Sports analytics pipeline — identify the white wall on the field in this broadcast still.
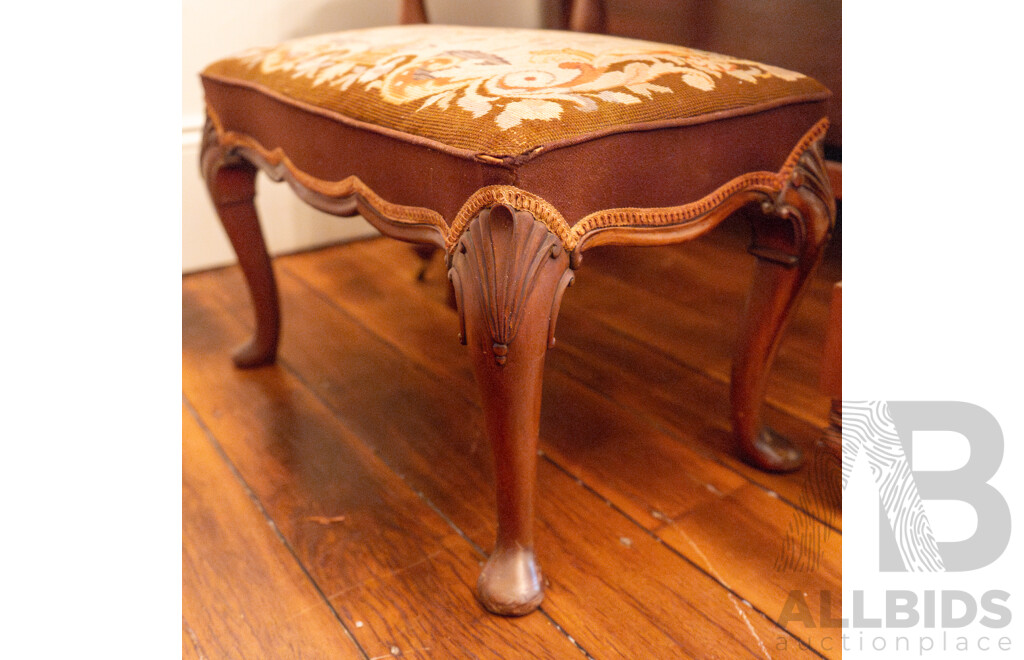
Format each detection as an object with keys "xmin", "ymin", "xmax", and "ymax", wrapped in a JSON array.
[{"xmin": 183, "ymin": 0, "xmax": 543, "ymax": 273}]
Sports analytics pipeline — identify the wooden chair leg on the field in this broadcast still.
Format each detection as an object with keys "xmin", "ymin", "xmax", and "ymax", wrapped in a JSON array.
[
  {"xmin": 411, "ymin": 244, "xmax": 438, "ymax": 281},
  {"xmin": 819, "ymin": 282, "xmax": 842, "ymax": 461},
  {"xmin": 448, "ymin": 203, "xmax": 574, "ymax": 616},
  {"xmin": 731, "ymin": 142, "xmax": 835, "ymax": 472},
  {"xmin": 201, "ymin": 120, "xmax": 280, "ymax": 368}
]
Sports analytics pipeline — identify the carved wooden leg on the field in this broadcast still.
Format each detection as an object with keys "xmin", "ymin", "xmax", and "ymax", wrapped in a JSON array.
[
  {"xmin": 731, "ymin": 140, "xmax": 835, "ymax": 472},
  {"xmin": 449, "ymin": 203, "xmax": 574, "ymax": 616},
  {"xmin": 201, "ymin": 120, "xmax": 280, "ymax": 368}
]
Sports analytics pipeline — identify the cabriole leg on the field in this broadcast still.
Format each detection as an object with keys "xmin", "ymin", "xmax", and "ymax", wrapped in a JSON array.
[
  {"xmin": 200, "ymin": 119, "xmax": 280, "ymax": 368},
  {"xmin": 449, "ymin": 203, "xmax": 574, "ymax": 616},
  {"xmin": 731, "ymin": 139, "xmax": 835, "ymax": 472}
]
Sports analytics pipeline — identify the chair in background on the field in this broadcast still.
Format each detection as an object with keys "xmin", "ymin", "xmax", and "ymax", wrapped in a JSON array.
[
  {"xmin": 546, "ymin": 0, "xmax": 847, "ymax": 464},
  {"xmin": 200, "ymin": 0, "xmax": 836, "ymax": 615},
  {"xmin": 820, "ymin": 282, "xmax": 842, "ymax": 459}
]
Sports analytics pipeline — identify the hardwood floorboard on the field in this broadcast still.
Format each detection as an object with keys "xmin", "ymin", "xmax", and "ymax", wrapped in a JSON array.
[
  {"xmin": 184, "ymin": 283, "xmax": 580, "ymax": 660},
  {"xmin": 182, "ymin": 620, "xmax": 203, "ymax": 660},
  {"xmin": 568, "ymin": 220, "xmax": 835, "ymax": 422},
  {"xmin": 276, "ymin": 238, "xmax": 838, "ymax": 652},
  {"xmin": 657, "ymin": 482, "xmax": 842, "ymax": 658},
  {"xmin": 182, "ymin": 402, "xmax": 365, "ymax": 659},
  {"xmin": 563, "ymin": 263, "xmax": 828, "ymax": 429},
  {"xmin": 190, "ymin": 267, "xmax": 815, "ymax": 657},
  {"xmin": 405, "ymin": 224, "xmax": 842, "ymax": 532},
  {"xmin": 282, "ymin": 247, "xmax": 744, "ymax": 526},
  {"xmin": 183, "ymin": 222, "xmax": 840, "ymax": 658},
  {"xmin": 547, "ymin": 319, "xmax": 840, "ymax": 531},
  {"xmin": 286, "ymin": 238, "xmax": 840, "ymax": 531}
]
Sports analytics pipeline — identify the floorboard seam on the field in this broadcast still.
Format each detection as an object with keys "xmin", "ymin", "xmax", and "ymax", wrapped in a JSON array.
[
  {"xmin": 276, "ymin": 261, "xmax": 839, "ymax": 535},
  {"xmin": 571, "ymin": 301, "xmax": 824, "ymax": 428},
  {"xmin": 267, "ymin": 258, "xmax": 832, "ymax": 657},
  {"xmin": 267, "ymin": 334, "xmax": 599, "ymax": 654},
  {"xmin": 539, "ymin": 451, "xmax": 829, "ymax": 660},
  {"xmin": 267, "ymin": 264, "xmax": 667, "ymax": 656},
  {"xmin": 551, "ymin": 340, "xmax": 842, "ymax": 535},
  {"xmin": 342, "ymin": 248, "xmax": 840, "ymax": 537},
  {"xmin": 182, "ymin": 395, "xmax": 372, "ymax": 660}
]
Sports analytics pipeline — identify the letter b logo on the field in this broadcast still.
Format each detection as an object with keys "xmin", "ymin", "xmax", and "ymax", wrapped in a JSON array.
[{"xmin": 844, "ymin": 401, "xmax": 1011, "ymax": 571}]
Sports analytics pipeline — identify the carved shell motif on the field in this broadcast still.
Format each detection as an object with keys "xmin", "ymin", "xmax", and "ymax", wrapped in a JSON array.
[
  {"xmin": 752, "ymin": 136, "xmax": 835, "ymax": 265},
  {"xmin": 453, "ymin": 204, "xmax": 562, "ymax": 365},
  {"xmin": 764, "ymin": 138, "xmax": 835, "ymax": 234}
]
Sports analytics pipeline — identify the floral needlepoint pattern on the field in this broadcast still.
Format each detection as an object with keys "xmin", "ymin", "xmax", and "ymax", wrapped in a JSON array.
[{"xmin": 203, "ymin": 25, "xmax": 828, "ymax": 156}]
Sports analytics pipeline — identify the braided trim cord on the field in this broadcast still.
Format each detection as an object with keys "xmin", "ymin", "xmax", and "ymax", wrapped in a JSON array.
[
  {"xmin": 568, "ymin": 118, "xmax": 829, "ymax": 243},
  {"xmin": 447, "ymin": 186, "xmax": 572, "ymax": 252},
  {"xmin": 206, "ymin": 106, "xmax": 448, "ymax": 231},
  {"xmin": 446, "ymin": 119, "xmax": 828, "ymax": 252},
  {"xmin": 206, "ymin": 106, "xmax": 828, "ymax": 254}
]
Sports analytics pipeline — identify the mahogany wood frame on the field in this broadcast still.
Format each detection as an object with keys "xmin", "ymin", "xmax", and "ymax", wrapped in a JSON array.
[{"xmin": 198, "ymin": 0, "xmax": 836, "ymax": 616}]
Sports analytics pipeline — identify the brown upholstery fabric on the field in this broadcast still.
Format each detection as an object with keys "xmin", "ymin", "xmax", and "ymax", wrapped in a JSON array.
[
  {"xmin": 516, "ymin": 100, "xmax": 826, "ymax": 226},
  {"xmin": 202, "ymin": 24, "xmax": 830, "ymax": 229},
  {"xmin": 203, "ymin": 81, "xmax": 511, "ymax": 224}
]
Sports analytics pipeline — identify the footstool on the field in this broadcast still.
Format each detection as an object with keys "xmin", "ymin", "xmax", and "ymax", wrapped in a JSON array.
[{"xmin": 199, "ymin": 21, "xmax": 835, "ymax": 615}]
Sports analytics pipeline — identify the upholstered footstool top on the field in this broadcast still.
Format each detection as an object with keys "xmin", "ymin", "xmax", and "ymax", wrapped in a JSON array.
[{"xmin": 203, "ymin": 25, "xmax": 827, "ymax": 157}]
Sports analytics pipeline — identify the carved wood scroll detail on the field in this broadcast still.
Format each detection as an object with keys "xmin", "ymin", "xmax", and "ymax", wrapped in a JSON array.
[
  {"xmin": 447, "ymin": 186, "xmax": 573, "ymax": 254},
  {"xmin": 748, "ymin": 131, "xmax": 835, "ymax": 266},
  {"xmin": 449, "ymin": 205, "xmax": 572, "ymax": 366},
  {"xmin": 201, "ymin": 117, "xmax": 242, "ymax": 181}
]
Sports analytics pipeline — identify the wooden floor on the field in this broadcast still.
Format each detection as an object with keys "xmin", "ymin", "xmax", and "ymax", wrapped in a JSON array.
[{"xmin": 183, "ymin": 216, "xmax": 842, "ymax": 659}]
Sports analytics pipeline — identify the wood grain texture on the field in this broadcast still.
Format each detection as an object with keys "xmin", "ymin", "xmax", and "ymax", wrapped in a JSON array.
[
  {"xmin": 279, "ymin": 242, "xmax": 743, "ymax": 527},
  {"xmin": 656, "ymin": 483, "xmax": 842, "ymax": 658},
  {"xmin": 183, "ymin": 283, "xmax": 580, "ymax": 659},
  {"xmin": 192, "ymin": 265, "xmax": 816, "ymax": 657},
  {"xmin": 449, "ymin": 205, "xmax": 574, "ymax": 614},
  {"xmin": 571, "ymin": 236, "xmax": 836, "ymax": 429},
  {"xmin": 184, "ymin": 221, "xmax": 839, "ymax": 657},
  {"xmin": 182, "ymin": 620, "xmax": 203, "ymax": 660},
  {"xmin": 275, "ymin": 232, "xmax": 839, "ymax": 652},
  {"xmin": 182, "ymin": 403, "xmax": 364, "ymax": 659},
  {"xmin": 291, "ymin": 233, "xmax": 840, "ymax": 529},
  {"xmin": 731, "ymin": 139, "xmax": 835, "ymax": 471}
]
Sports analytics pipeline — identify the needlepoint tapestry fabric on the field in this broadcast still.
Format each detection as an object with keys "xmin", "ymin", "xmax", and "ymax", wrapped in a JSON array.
[{"xmin": 203, "ymin": 25, "xmax": 828, "ymax": 157}]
